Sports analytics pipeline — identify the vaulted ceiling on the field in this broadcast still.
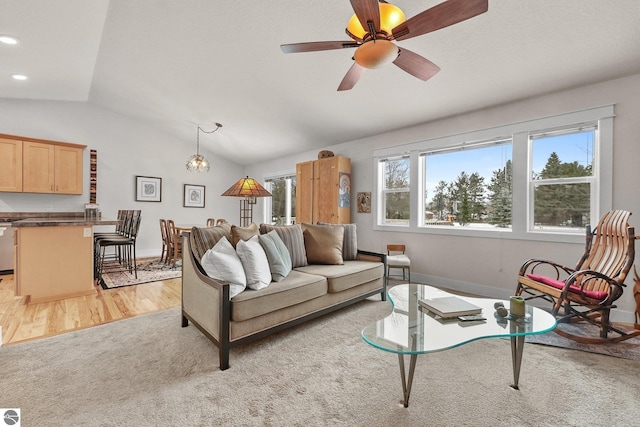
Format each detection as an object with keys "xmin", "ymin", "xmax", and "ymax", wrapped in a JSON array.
[{"xmin": 1, "ymin": 1, "xmax": 639, "ymax": 165}]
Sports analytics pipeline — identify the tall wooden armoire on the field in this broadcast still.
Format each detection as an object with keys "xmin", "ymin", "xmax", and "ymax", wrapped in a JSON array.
[{"xmin": 296, "ymin": 156, "xmax": 351, "ymax": 224}]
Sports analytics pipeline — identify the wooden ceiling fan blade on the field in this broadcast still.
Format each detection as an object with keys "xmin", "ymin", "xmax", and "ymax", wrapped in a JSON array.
[
  {"xmin": 393, "ymin": 48, "xmax": 441, "ymax": 81},
  {"xmin": 281, "ymin": 41, "xmax": 359, "ymax": 54},
  {"xmin": 350, "ymin": 0, "xmax": 381, "ymax": 34},
  {"xmin": 392, "ymin": 0, "xmax": 488, "ymax": 41},
  {"xmin": 337, "ymin": 62, "xmax": 366, "ymax": 91}
]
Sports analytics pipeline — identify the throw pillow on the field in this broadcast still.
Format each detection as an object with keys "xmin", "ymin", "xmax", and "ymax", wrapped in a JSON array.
[
  {"xmin": 258, "ymin": 230, "xmax": 292, "ymax": 282},
  {"xmin": 236, "ymin": 235, "xmax": 271, "ymax": 290},
  {"xmin": 230, "ymin": 223, "xmax": 259, "ymax": 247},
  {"xmin": 190, "ymin": 223, "xmax": 232, "ymax": 262},
  {"xmin": 317, "ymin": 222, "xmax": 357, "ymax": 260},
  {"xmin": 259, "ymin": 223, "xmax": 308, "ymax": 267},
  {"xmin": 301, "ymin": 223, "xmax": 344, "ymax": 265},
  {"xmin": 200, "ymin": 236, "xmax": 246, "ymax": 299}
]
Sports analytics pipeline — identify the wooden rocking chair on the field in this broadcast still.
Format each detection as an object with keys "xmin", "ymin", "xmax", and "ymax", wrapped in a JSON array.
[{"xmin": 516, "ymin": 210, "xmax": 638, "ymax": 343}]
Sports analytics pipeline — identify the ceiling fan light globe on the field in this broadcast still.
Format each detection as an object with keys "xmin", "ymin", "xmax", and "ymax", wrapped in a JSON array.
[
  {"xmin": 346, "ymin": 3, "xmax": 406, "ymax": 40},
  {"xmin": 354, "ymin": 40, "xmax": 399, "ymax": 69}
]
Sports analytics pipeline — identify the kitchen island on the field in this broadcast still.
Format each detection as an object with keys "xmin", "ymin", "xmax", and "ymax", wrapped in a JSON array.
[{"xmin": 13, "ymin": 217, "xmax": 120, "ymax": 303}]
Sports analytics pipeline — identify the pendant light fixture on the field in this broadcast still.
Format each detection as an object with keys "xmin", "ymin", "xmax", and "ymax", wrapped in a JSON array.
[{"xmin": 186, "ymin": 122, "xmax": 222, "ymax": 172}]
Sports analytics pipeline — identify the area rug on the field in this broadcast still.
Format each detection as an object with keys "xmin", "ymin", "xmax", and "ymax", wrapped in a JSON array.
[
  {"xmin": 1, "ymin": 301, "xmax": 639, "ymax": 426},
  {"xmin": 526, "ymin": 321, "xmax": 640, "ymax": 361},
  {"xmin": 99, "ymin": 258, "xmax": 181, "ymax": 289}
]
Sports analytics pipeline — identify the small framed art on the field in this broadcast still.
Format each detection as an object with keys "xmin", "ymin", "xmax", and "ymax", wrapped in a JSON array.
[
  {"xmin": 135, "ymin": 176, "xmax": 162, "ymax": 202},
  {"xmin": 357, "ymin": 192, "xmax": 371, "ymax": 213},
  {"xmin": 184, "ymin": 184, "xmax": 205, "ymax": 208}
]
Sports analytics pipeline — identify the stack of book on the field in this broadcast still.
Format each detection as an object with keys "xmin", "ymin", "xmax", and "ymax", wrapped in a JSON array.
[{"xmin": 418, "ymin": 296, "xmax": 482, "ymax": 318}]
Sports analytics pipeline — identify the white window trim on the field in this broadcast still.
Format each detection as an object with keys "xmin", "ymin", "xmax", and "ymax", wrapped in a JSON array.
[
  {"xmin": 263, "ymin": 171, "xmax": 296, "ymax": 225},
  {"xmin": 373, "ymin": 105, "xmax": 614, "ymax": 243}
]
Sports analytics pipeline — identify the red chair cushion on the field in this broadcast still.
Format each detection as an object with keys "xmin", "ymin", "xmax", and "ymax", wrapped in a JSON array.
[{"xmin": 526, "ymin": 273, "xmax": 608, "ymax": 301}]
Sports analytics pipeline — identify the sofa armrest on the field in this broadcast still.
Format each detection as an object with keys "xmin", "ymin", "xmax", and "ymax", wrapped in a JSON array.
[
  {"xmin": 181, "ymin": 232, "xmax": 231, "ymax": 368},
  {"xmin": 356, "ymin": 249, "xmax": 387, "ymax": 265}
]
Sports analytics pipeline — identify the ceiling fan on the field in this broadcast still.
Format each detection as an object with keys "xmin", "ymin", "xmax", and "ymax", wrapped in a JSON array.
[{"xmin": 280, "ymin": 0, "xmax": 488, "ymax": 91}]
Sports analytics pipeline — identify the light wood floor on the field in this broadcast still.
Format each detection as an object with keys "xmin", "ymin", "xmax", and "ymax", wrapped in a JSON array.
[{"xmin": 0, "ymin": 273, "xmax": 181, "ymax": 346}]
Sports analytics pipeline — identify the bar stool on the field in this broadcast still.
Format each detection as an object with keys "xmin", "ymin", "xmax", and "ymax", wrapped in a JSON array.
[{"xmin": 95, "ymin": 212, "xmax": 142, "ymax": 283}]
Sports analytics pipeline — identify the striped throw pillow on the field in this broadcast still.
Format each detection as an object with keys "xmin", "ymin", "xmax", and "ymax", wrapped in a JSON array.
[
  {"xmin": 190, "ymin": 223, "xmax": 232, "ymax": 262},
  {"xmin": 259, "ymin": 224, "xmax": 308, "ymax": 267}
]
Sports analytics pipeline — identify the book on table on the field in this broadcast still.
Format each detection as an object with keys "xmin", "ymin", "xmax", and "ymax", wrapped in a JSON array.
[{"xmin": 418, "ymin": 296, "xmax": 482, "ymax": 318}]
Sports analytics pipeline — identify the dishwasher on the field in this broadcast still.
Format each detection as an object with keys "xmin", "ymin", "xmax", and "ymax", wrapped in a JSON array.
[{"xmin": 0, "ymin": 224, "xmax": 13, "ymax": 273}]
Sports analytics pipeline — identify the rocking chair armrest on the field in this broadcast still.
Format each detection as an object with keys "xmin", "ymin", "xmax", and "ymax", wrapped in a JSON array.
[
  {"xmin": 518, "ymin": 258, "xmax": 575, "ymax": 279},
  {"xmin": 564, "ymin": 269, "xmax": 625, "ymax": 302}
]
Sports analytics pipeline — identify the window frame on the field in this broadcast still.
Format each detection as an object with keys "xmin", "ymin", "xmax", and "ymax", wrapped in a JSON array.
[
  {"xmin": 263, "ymin": 172, "xmax": 296, "ymax": 225},
  {"xmin": 373, "ymin": 105, "xmax": 614, "ymax": 243},
  {"xmin": 378, "ymin": 155, "xmax": 411, "ymax": 226}
]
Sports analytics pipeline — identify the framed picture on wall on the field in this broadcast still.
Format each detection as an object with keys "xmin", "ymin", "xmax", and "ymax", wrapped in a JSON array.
[
  {"xmin": 184, "ymin": 184, "xmax": 205, "ymax": 208},
  {"xmin": 135, "ymin": 176, "xmax": 162, "ymax": 202}
]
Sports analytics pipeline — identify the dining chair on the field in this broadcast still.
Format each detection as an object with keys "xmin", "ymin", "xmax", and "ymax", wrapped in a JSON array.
[
  {"xmin": 166, "ymin": 219, "xmax": 183, "ymax": 267},
  {"xmin": 159, "ymin": 218, "xmax": 169, "ymax": 263},
  {"xmin": 206, "ymin": 218, "xmax": 216, "ymax": 227}
]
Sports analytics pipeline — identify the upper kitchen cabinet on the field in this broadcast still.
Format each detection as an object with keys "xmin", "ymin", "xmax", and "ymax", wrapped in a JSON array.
[
  {"xmin": 0, "ymin": 137, "xmax": 23, "ymax": 192},
  {"xmin": 0, "ymin": 133, "xmax": 85, "ymax": 194}
]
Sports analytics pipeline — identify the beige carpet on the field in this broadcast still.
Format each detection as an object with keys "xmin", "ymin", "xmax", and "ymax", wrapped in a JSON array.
[{"xmin": 1, "ymin": 297, "xmax": 638, "ymax": 426}]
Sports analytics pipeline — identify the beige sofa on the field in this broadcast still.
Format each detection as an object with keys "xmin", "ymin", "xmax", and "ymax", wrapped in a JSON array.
[{"xmin": 181, "ymin": 223, "xmax": 387, "ymax": 370}]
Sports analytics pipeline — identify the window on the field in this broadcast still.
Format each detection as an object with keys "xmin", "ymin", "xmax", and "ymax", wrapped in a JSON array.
[
  {"xmin": 373, "ymin": 105, "xmax": 613, "ymax": 242},
  {"xmin": 422, "ymin": 140, "xmax": 512, "ymax": 228},
  {"xmin": 379, "ymin": 156, "xmax": 410, "ymax": 225},
  {"xmin": 530, "ymin": 127, "xmax": 595, "ymax": 231},
  {"xmin": 265, "ymin": 175, "xmax": 296, "ymax": 225}
]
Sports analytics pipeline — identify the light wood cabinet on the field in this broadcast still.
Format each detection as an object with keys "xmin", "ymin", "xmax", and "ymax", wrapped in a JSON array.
[
  {"xmin": 296, "ymin": 156, "xmax": 351, "ymax": 224},
  {"xmin": 0, "ymin": 138, "xmax": 23, "ymax": 192},
  {"xmin": 0, "ymin": 133, "xmax": 85, "ymax": 194},
  {"xmin": 14, "ymin": 225, "xmax": 96, "ymax": 303}
]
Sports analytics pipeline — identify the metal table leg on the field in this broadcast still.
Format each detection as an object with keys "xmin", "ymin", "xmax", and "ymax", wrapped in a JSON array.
[
  {"xmin": 510, "ymin": 334, "xmax": 525, "ymax": 390},
  {"xmin": 398, "ymin": 352, "xmax": 418, "ymax": 407}
]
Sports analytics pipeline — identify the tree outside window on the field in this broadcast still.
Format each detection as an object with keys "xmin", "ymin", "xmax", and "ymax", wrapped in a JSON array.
[{"xmin": 423, "ymin": 141, "xmax": 512, "ymax": 228}]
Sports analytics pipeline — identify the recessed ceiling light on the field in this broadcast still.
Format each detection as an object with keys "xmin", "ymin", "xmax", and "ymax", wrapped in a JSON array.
[
  {"xmin": 11, "ymin": 74, "xmax": 28, "ymax": 81},
  {"xmin": 0, "ymin": 35, "xmax": 19, "ymax": 45}
]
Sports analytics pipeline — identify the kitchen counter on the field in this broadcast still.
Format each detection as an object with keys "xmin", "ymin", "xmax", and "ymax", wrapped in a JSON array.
[
  {"xmin": 12, "ymin": 217, "xmax": 120, "ymax": 227},
  {"xmin": 13, "ymin": 216, "xmax": 121, "ymax": 304}
]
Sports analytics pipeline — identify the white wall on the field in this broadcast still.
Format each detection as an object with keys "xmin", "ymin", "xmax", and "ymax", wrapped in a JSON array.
[
  {"xmin": 247, "ymin": 73, "xmax": 640, "ymax": 322},
  {"xmin": 0, "ymin": 99, "xmax": 244, "ymax": 257}
]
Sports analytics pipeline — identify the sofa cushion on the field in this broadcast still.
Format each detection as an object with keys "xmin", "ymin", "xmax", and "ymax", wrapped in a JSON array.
[
  {"xmin": 317, "ymin": 222, "xmax": 357, "ymax": 261},
  {"xmin": 230, "ymin": 270, "xmax": 327, "ymax": 322},
  {"xmin": 295, "ymin": 261, "xmax": 384, "ymax": 293},
  {"xmin": 200, "ymin": 236, "xmax": 246, "ymax": 299},
  {"xmin": 302, "ymin": 223, "xmax": 344, "ymax": 265},
  {"xmin": 190, "ymin": 223, "xmax": 232, "ymax": 262},
  {"xmin": 231, "ymin": 223, "xmax": 260, "ymax": 247},
  {"xmin": 236, "ymin": 236, "xmax": 271, "ymax": 290},
  {"xmin": 259, "ymin": 223, "xmax": 308, "ymax": 268},
  {"xmin": 258, "ymin": 230, "xmax": 292, "ymax": 282}
]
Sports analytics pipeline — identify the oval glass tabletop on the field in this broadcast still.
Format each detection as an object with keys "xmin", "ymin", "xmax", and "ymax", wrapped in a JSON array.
[{"xmin": 362, "ymin": 284, "xmax": 557, "ymax": 355}]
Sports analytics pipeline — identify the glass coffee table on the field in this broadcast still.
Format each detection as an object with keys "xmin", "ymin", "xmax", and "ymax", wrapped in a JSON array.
[{"xmin": 361, "ymin": 284, "xmax": 556, "ymax": 407}]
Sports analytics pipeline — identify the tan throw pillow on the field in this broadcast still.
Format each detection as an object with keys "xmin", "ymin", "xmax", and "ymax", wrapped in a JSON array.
[
  {"xmin": 230, "ymin": 223, "xmax": 259, "ymax": 248},
  {"xmin": 317, "ymin": 222, "xmax": 357, "ymax": 261},
  {"xmin": 302, "ymin": 223, "xmax": 344, "ymax": 265}
]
